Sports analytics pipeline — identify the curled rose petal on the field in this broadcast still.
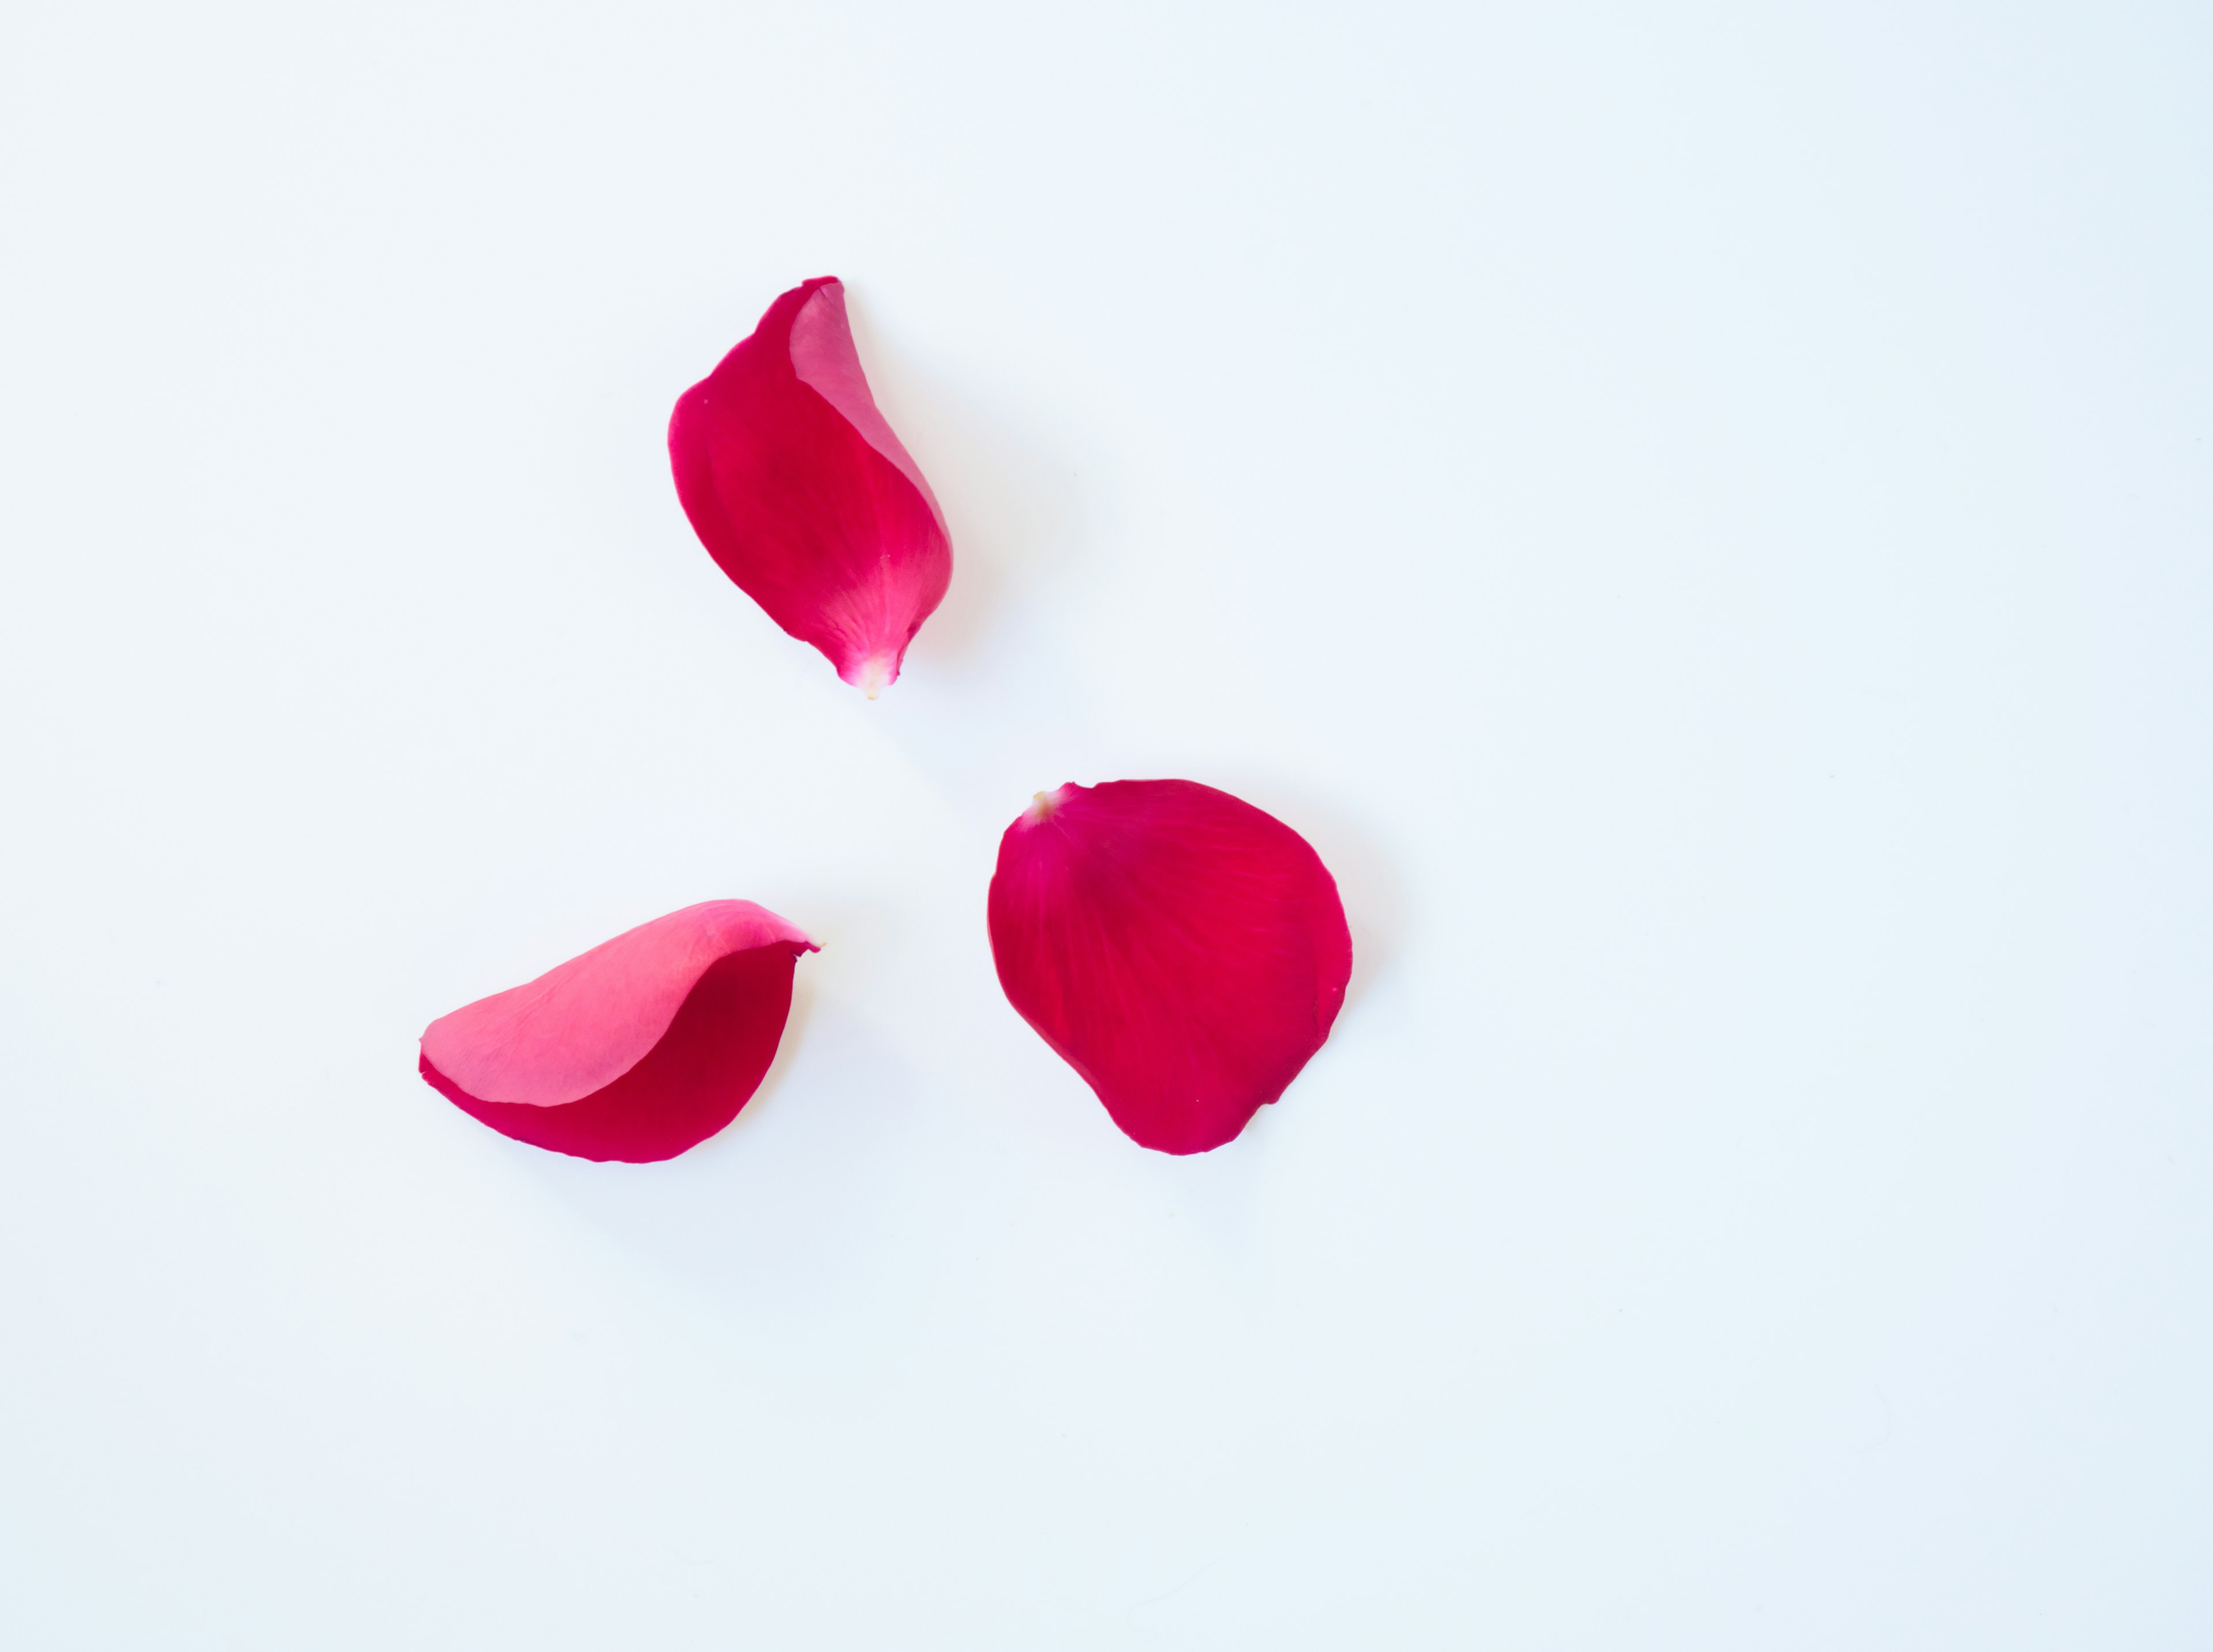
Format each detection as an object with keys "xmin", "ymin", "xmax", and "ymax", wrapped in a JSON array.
[
  {"xmin": 987, "ymin": 780, "xmax": 1353, "ymax": 1155},
  {"xmin": 419, "ymin": 901, "xmax": 818, "ymax": 1163},
  {"xmin": 669, "ymin": 276, "xmax": 951, "ymax": 695}
]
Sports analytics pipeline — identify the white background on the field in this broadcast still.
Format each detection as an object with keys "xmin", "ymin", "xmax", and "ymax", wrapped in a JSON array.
[{"xmin": 3, "ymin": 2, "xmax": 2209, "ymax": 1646}]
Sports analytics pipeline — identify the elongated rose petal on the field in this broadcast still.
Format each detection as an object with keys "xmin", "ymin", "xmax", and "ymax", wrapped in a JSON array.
[
  {"xmin": 669, "ymin": 276, "xmax": 951, "ymax": 695},
  {"xmin": 987, "ymin": 780, "xmax": 1353, "ymax": 1155},
  {"xmin": 420, "ymin": 901, "xmax": 818, "ymax": 1163}
]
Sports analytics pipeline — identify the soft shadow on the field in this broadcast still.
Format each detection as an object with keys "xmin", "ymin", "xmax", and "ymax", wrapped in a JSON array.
[
  {"xmin": 1151, "ymin": 1110, "xmax": 1274, "ymax": 1255},
  {"xmin": 478, "ymin": 891, "xmax": 924, "ymax": 1311},
  {"xmin": 494, "ymin": 1002, "xmax": 922, "ymax": 1314}
]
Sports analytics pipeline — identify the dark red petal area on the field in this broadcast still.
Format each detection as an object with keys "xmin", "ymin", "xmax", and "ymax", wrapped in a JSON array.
[
  {"xmin": 987, "ymin": 780, "xmax": 1353, "ymax": 1155},
  {"xmin": 418, "ymin": 901, "xmax": 817, "ymax": 1163},
  {"xmin": 669, "ymin": 276, "xmax": 951, "ymax": 694}
]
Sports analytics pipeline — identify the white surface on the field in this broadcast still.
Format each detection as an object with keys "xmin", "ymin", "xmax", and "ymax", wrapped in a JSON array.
[{"xmin": 3, "ymin": 2, "xmax": 2210, "ymax": 1646}]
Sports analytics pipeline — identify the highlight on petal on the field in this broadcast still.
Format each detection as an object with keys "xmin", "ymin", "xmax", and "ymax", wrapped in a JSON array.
[
  {"xmin": 419, "ymin": 901, "xmax": 819, "ymax": 1163},
  {"xmin": 669, "ymin": 276, "xmax": 951, "ymax": 694},
  {"xmin": 986, "ymin": 780, "xmax": 1353, "ymax": 1155}
]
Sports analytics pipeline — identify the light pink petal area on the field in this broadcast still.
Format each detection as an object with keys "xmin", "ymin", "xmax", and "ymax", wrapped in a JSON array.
[
  {"xmin": 669, "ymin": 276, "xmax": 952, "ymax": 695},
  {"xmin": 420, "ymin": 901, "xmax": 818, "ymax": 1163},
  {"xmin": 987, "ymin": 780, "xmax": 1353, "ymax": 1155}
]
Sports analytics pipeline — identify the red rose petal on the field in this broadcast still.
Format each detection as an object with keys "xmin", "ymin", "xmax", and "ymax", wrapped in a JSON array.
[
  {"xmin": 987, "ymin": 780, "xmax": 1353, "ymax": 1155},
  {"xmin": 419, "ymin": 901, "xmax": 818, "ymax": 1163},
  {"xmin": 669, "ymin": 276, "xmax": 951, "ymax": 695}
]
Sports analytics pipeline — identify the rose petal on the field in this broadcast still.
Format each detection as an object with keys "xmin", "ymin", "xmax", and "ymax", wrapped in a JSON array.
[
  {"xmin": 420, "ymin": 900, "xmax": 818, "ymax": 1163},
  {"xmin": 669, "ymin": 276, "xmax": 951, "ymax": 695},
  {"xmin": 987, "ymin": 780, "xmax": 1353, "ymax": 1154}
]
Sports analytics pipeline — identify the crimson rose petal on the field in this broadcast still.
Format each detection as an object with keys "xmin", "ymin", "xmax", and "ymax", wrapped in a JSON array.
[
  {"xmin": 987, "ymin": 780, "xmax": 1353, "ymax": 1154},
  {"xmin": 669, "ymin": 276, "xmax": 951, "ymax": 695},
  {"xmin": 420, "ymin": 901, "xmax": 818, "ymax": 1163}
]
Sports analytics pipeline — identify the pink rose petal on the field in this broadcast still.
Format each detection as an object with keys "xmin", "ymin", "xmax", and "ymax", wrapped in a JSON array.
[
  {"xmin": 420, "ymin": 901, "xmax": 818, "ymax": 1163},
  {"xmin": 669, "ymin": 276, "xmax": 951, "ymax": 695},
  {"xmin": 987, "ymin": 780, "xmax": 1353, "ymax": 1155}
]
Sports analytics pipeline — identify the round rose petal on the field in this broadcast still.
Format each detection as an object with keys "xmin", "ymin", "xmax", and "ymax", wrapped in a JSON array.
[
  {"xmin": 669, "ymin": 276, "xmax": 951, "ymax": 695},
  {"xmin": 419, "ymin": 901, "xmax": 818, "ymax": 1163},
  {"xmin": 987, "ymin": 780, "xmax": 1353, "ymax": 1154}
]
